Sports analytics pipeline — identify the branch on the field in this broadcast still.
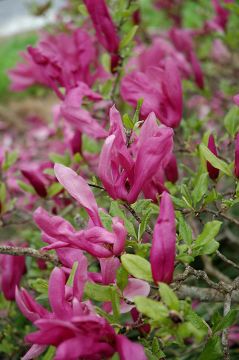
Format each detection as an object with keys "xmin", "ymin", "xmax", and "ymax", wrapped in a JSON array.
[
  {"xmin": 123, "ymin": 203, "xmax": 153, "ymax": 235},
  {"xmin": 176, "ymin": 285, "xmax": 239, "ymax": 303},
  {"xmin": 216, "ymin": 250, "xmax": 239, "ymax": 271},
  {"xmin": 222, "ymin": 293, "xmax": 232, "ymax": 360},
  {"xmin": 0, "ymin": 246, "xmax": 60, "ymax": 266}
]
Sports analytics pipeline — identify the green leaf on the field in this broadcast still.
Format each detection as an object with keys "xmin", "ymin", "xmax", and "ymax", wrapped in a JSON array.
[
  {"xmin": 200, "ymin": 239, "xmax": 219, "ymax": 255},
  {"xmin": 151, "ymin": 337, "xmax": 165, "ymax": 358},
  {"xmin": 47, "ymin": 182, "xmax": 63, "ymax": 197},
  {"xmin": 17, "ymin": 180, "xmax": 36, "ymax": 195},
  {"xmin": 2, "ymin": 150, "xmax": 18, "ymax": 171},
  {"xmin": 66, "ymin": 262, "xmax": 78, "ymax": 287},
  {"xmin": 194, "ymin": 221, "xmax": 222, "ymax": 248},
  {"xmin": 123, "ymin": 114, "xmax": 134, "ymax": 129},
  {"xmin": 187, "ymin": 310, "xmax": 209, "ymax": 333},
  {"xmin": 101, "ymin": 53, "xmax": 111, "ymax": 73},
  {"xmin": 84, "ymin": 282, "xmax": 112, "ymax": 301},
  {"xmin": 110, "ymin": 287, "xmax": 120, "ymax": 320},
  {"xmin": 159, "ymin": 283, "xmax": 179, "ymax": 311},
  {"xmin": 99, "ymin": 210, "xmax": 112, "ymax": 231},
  {"xmin": 49, "ymin": 152, "xmax": 71, "ymax": 166},
  {"xmin": 199, "ymin": 144, "xmax": 231, "ymax": 176},
  {"xmin": 42, "ymin": 346, "xmax": 56, "ymax": 360},
  {"xmin": 213, "ymin": 309, "xmax": 238, "ymax": 333},
  {"xmin": 120, "ymin": 25, "xmax": 138, "ymax": 49},
  {"xmin": 116, "ymin": 266, "xmax": 128, "ymax": 292},
  {"xmin": 177, "ymin": 213, "xmax": 192, "ymax": 245},
  {"xmin": 224, "ymin": 105, "xmax": 239, "ymax": 136},
  {"xmin": 132, "ymin": 98, "xmax": 143, "ymax": 125},
  {"xmin": 0, "ymin": 182, "xmax": 7, "ymax": 204},
  {"xmin": 192, "ymin": 173, "xmax": 208, "ymax": 205},
  {"xmin": 138, "ymin": 208, "xmax": 152, "ymax": 240},
  {"xmin": 121, "ymin": 254, "xmax": 153, "ymax": 281},
  {"xmin": 134, "ymin": 296, "xmax": 168, "ymax": 320},
  {"xmin": 29, "ymin": 278, "xmax": 49, "ymax": 294},
  {"xmin": 198, "ymin": 335, "xmax": 222, "ymax": 360}
]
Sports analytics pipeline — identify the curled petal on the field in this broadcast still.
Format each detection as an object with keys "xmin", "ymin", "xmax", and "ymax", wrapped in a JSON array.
[{"xmin": 116, "ymin": 335, "xmax": 147, "ymax": 360}]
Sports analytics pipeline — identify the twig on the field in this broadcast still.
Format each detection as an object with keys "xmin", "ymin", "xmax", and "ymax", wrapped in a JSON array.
[
  {"xmin": 123, "ymin": 203, "xmax": 153, "ymax": 235},
  {"xmin": 176, "ymin": 285, "xmax": 239, "ymax": 303},
  {"xmin": 203, "ymin": 208, "xmax": 239, "ymax": 226},
  {"xmin": 216, "ymin": 250, "xmax": 239, "ymax": 271},
  {"xmin": 202, "ymin": 255, "xmax": 232, "ymax": 284},
  {"xmin": 0, "ymin": 246, "xmax": 60, "ymax": 266},
  {"xmin": 222, "ymin": 293, "xmax": 232, "ymax": 359}
]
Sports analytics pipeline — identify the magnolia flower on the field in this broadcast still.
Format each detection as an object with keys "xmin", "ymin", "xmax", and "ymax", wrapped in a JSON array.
[
  {"xmin": 121, "ymin": 58, "xmax": 183, "ymax": 128},
  {"xmin": 99, "ymin": 106, "xmax": 174, "ymax": 203},
  {"xmin": 207, "ymin": 134, "xmax": 220, "ymax": 180},
  {"xmin": 234, "ymin": 133, "xmax": 239, "ymax": 178},
  {"xmin": 33, "ymin": 164, "xmax": 127, "ymax": 258},
  {"xmin": 60, "ymin": 82, "xmax": 107, "ymax": 139},
  {"xmin": 16, "ymin": 265, "xmax": 147, "ymax": 360},
  {"xmin": 83, "ymin": 0, "xmax": 120, "ymax": 71},
  {"xmin": 9, "ymin": 29, "xmax": 104, "ymax": 95},
  {"xmin": 21, "ymin": 167, "xmax": 47, "ymax": 198},
  {"xmin": 169, "ymin": 28, "xmax": 204, "ymax": 89},
  {"xmin": 150, "ymin": 191, "xmax": 176, "ymax": 284}
]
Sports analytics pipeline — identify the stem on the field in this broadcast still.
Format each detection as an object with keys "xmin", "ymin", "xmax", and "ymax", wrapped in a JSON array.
[
  {"xmin": 222, "ymin": 293, "xmax": 231, "ymax": 360},
  {"xmin": 0, "ymin": 246, "xmax": 60, "ymax": 266}
]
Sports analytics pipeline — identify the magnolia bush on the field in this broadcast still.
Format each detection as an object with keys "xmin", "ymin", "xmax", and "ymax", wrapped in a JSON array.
[{"xmin": 1, "ymin": 0, "xmax": 239, "ymax": 359}]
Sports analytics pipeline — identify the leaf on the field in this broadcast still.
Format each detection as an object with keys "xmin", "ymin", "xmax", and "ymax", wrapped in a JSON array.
[
  {"xmin": 187, "ymin": 310, "xmax": 209, "ymax": 333},
  {"xmin": 66, "ymin": 262, "xmax": 78, "ymax": 287},
  {"xmin": 194, "ymin": 221, "xmax": 222, "ymax": 248},
  {"xmin": 198, "ymin": 335, "xmax": 222, "ymax": 360},
  {"xmin": 0, "ymin": 182, "xmax": 7, "ymax": 204},
  {"xmin": 213, "ymin": 309, "xmax": 238, "ymax": 333},
  {"xmin": 134, "ymin": 296, "xmax": 168, "ymax": 320},
  {"xmin": 138, "ymin": 208, "xmax": 152, "ymax": 240},
  {"xmin": 132, "ymin": 98, "xmax": 144, "ymax": 125},
  {"xmin": 110, "ymin": 287, "xmax": 120, "ymax": 320},
  {"xmin": 123, "ymin": 114, "xmax": 134, "ymax": 129},
  {"xmin": 224, "ymin": 106, "xmax": 239, "ymax": 136},
  {"xmin": 121, "ymin": 254, "xmax": 153, "ymax": 282},
  {"xmin": 49, "ymin": 152, "xmax": 71, "ymax": 166},
  {"xmin": 17, "ymin": 180, "xmax": 36, "ymax": 195},
  {"xmin": 116, "ymin": 266, "xmax": 128, "ymax": 292},
  {"xmin": 159, "ymin": 283, "xmax": 179, "ymax": 311},
  {"xmin": 177, "ymin": 212, "xmax": 192, "ymax": 245},
  {"xmin": 84, "ymin": 282, "xmax": 112, "ymax": 301},
  {"xmin": 199, "ymin": 144, "xmax": 231, "ymax": 176},
  {"xmin": 120, "ymin": 25, "xmax": 138, "ymax": 49},
  {"xmin": 2, "ymin": 150, "xmax": 18, "ymax": 171},
  {"xmin": 29, "ymin": 279, "xmax": 49, "ymax": 294},
  {"xmin": 99, "ymin": 210, "xmax": 112, "ymax": 231},
  {"xmin": 192, "ymin": 173, "xmax": 208, "ymax": 205},
  {"xmin": 42, "ymin": 346, "xmax": 56, "ymax": 360},
  {"xmin": 47, "ymin": 182, "xmax": 63, "ymax": 197}
]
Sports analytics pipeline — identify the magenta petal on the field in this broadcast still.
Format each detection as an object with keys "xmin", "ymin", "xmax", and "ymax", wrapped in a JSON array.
[
  {"xmin": 116, "ymin": 335, "xmax": 147, "ymax": 360},
  {"xmin": 207, "ymin": 134, "xmax": 219, "ymax": 180},
  {"xmin": 15, "ymin": 287, "xmax": 49, "ymax": 322},
  {"xmin": 48, "ymin": 268, "xmax": 72, "ymax": 318},
  {"xmin": 150, "ymin": 191, "xmax": 176, "ymax": 284},
  {"xmin": 54, "ymin": 163, "xmax": 102, "ymax": 226},
  {"xmin": 100, "ymin": 257, "xmax": 120, "ymax": 285},
  {"xmin": 123, "ymin": 279, "xmax": 150, "ymax": 302}
]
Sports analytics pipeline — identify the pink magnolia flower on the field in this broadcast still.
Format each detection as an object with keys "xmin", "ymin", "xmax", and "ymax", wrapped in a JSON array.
[
  {"xmin": 83, "ymin": 0, "xmax": 120, "ymax": 71},
  {"xmin": 21, "ymin": 167, "xmax": 47, "ymax": 198},
  {"xmin": 0, "ymin": 243, "xmax": 26, "ymax": 300},
  {"xmin": 59, "ymin": 82, "xmax": 107, "ymax": 139},
  {"xmin": 121, "ymin": 58, "xmax": 183, "ymax": 128},
  {"xmin": 150, "ymin": 191, "xmax": 176, "ymax": 284},
  {"xmin": 234, "ymin": 133, "xmax": 239, "ymax": 178},
  {"xmin": 169, "ymin": 28, "xmax": 204, "ymax": 89},
  {"xmin": 205, "ymin": 0, "xmax": 230, "ymax": 32},
  {"xmin": 16, "ymin": 265, "xmax": 147, "ymax": 360},
  {"xmin": 9, "ymin": 29, "xmax": 104, "ymax": 95},
  {"xmin": 207, "ymin": 134, "xmax": 220, "ymax": 180},
  {"xmin": 99, "ymin": 106, "xmax": 174, "ymax": 203},
  {"xmin": 33, "ymin": 164, "xmax": 127, "ymax": 258}
]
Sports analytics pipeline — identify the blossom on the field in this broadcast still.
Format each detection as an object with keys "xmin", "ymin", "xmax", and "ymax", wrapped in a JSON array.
[
  {"xmin": 121, "ymin": 58, "xmax": 183, "ymax": 128},
  {"xmin": 234, "ymin": 133, "xmax": 239, "ymax": 178},
  {"xmin": 21, "ymin": 167, "xmax": 47, "ymax": 198},
  {"xmin": 9, "ymin": 29, "xmax": 105, "ymax": 95},
  {"xmin": 33, "ymin": 164, "xmax": 127, "ymax": 258},
  {"xmin": 0, "ymin": 243, "xmax": 26, "ymax": 300},
  {"xmin": 169, "ymin": 28, "xmax": 204, "ymax": 89},
  {"xmin": 99, "ymin": 106, "xmax": 174, "ymax": 202},
  {"xmin": 16, "ymin": 265, "xmax": 147, "ymax": 360},
  {"xmin": 150, "ymin": 191, "xmax": 176, "ymax": 284},
  {"xmin": 83, "ymin": 0, "xmax": 120, "ymax": 71},
  {"xmin": 59, "ymin": 82, "xmax": 107, "ymax": 139},
  {"xmin": 207, "ymin": 134, "xmax": 220, "ymax": 180}
]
